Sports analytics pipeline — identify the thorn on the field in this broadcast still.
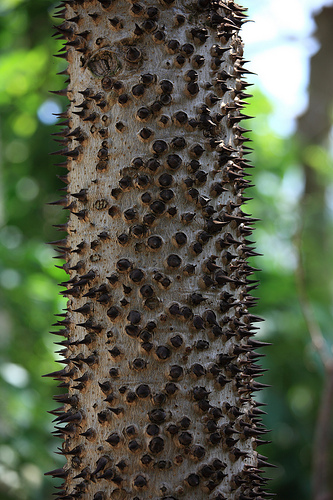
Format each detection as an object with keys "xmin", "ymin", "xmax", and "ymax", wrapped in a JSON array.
[
  {"xmin": 49, "ymin": 89, "xmax": 68, "ymax": 97},
  {"xmin": 44, "ymin": 468, "xmax": 68, "ymax": 478}
]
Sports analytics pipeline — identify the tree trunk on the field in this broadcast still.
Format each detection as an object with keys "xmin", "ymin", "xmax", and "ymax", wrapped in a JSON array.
[
  {"xmin": 46, "ymin": 1, "xmax": 270, "ymax": 499},
  {"xmin": 296, "ymin": 6, "xmax": 333, "ymax": 499}
]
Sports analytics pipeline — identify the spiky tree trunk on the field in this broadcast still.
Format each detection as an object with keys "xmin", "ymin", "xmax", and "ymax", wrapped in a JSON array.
[{"xmin": 47, "ymin": 1, "xmax": 271, "ymax": 499}]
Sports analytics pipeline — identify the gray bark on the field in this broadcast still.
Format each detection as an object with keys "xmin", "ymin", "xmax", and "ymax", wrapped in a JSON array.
[{"xmin": 46, "ymin": 1, "xmax": 270, "ymax": 499}]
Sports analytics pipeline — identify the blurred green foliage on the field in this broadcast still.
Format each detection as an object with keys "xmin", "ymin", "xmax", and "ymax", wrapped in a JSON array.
[
  {"xmin": 0, "ymin": 1, "xmax": 68, "ymax": 498},
  {"xmin": 0, "ymin": 1, "xmax": 332, "ymax": 500},
  {"xmin": 247, "ymin": 87, "xmax": 333, "ymax": 497}
]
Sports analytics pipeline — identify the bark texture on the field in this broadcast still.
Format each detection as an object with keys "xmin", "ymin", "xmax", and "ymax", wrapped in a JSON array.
[{"xmin": 47, "ymin": 1, "xmax": 270, "ymax": 499}]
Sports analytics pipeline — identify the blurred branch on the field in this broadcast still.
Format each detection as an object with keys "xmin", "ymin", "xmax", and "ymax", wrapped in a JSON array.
[{"xmin": 313, "ymin": 362, "xmax": 333, "ymax": 500}]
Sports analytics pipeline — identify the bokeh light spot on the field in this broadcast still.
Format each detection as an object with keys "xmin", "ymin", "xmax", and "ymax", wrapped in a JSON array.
[
  {"xmin": 6, "ymin": 73, "xmax": 28, "ymax": 96},
  {"xmin": 37, "ymin": 99, "xmax": 61, "ymax": 125},
  {"xmin": 0, "ymin": 445, "xmax": 17, "ymax": 467},
  {"xmin": 0, "ymin": 269, "xmax": 21, "ymax": 289},
  {"xmin": 0, "ymin": 225, "xmax": 22, "ymax": 249},
  {"xmin": 1, "ymin": 362, "xmax": 29, "ymax": 388},
  {"xmin": 21, "ymin": 463, "xmax": 42, "ymax": 487},
  {"xmin": 12, "ymin": 113, "xmax": 37, "ymax": 137},
  {"xmin": 16, "ymin": 177, "xmax": 39, "ymax": 201},
  {"xmin": 288, "ymin": 385, "xmax": 313, "ymax": 416},
  {"xmin": 5, "ymin": 140, "xmax": 29, "ymax": 163},
  {"xmin": 0, "ymin": 466, "xmax": 20, "ymax": 490}
]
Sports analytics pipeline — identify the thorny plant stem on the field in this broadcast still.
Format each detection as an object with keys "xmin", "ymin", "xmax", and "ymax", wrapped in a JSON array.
[{"xmin": 46, "ymin": 1, "xmax": 273, "ymax": 498}]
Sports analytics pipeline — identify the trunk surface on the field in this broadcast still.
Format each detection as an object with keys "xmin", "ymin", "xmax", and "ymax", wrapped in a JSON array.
[{"xmin": 47, "ymin": 1, "xmax": 269, "ymax": 499}]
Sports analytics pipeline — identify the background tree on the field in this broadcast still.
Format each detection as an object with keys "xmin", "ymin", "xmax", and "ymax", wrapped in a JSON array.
[{"xmin": 296, "ymin": 7, "xmax": 333, "ymax": 500}]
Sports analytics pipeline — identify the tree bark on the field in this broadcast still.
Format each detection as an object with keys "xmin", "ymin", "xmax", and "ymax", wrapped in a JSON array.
[{"xmin": 46, "ymin": 1, "xmax": 270, "ymax": 499}]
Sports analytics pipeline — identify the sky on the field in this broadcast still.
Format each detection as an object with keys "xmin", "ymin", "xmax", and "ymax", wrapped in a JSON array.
[{"xmin": 242, "ymin": 0, "xmax": 333, "ymax": 135}]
